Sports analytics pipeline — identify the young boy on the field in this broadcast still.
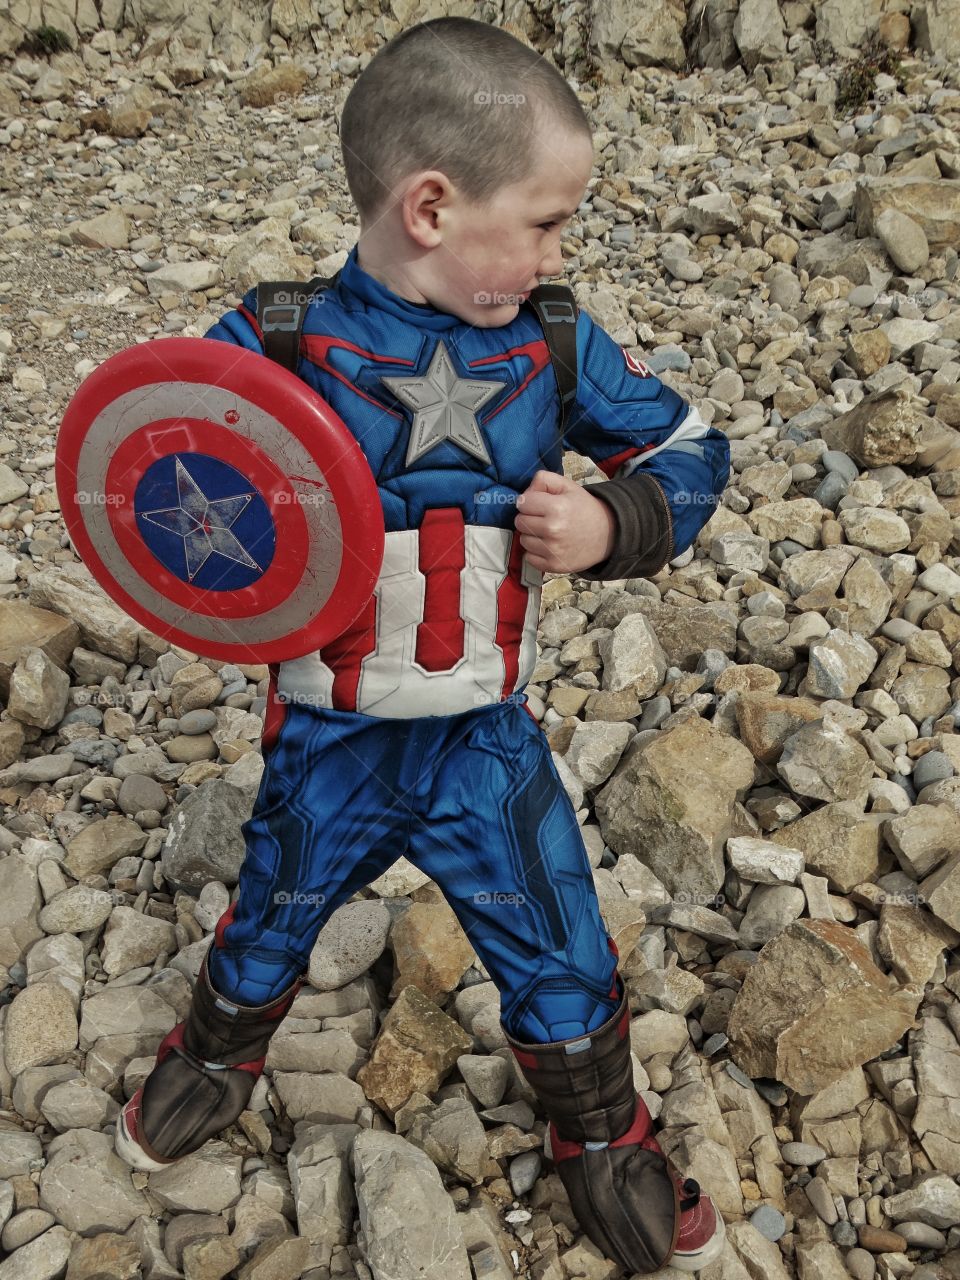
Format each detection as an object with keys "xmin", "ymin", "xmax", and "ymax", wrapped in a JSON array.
[{"xmin": 115, "ymin": 16, "xmax": 730, "ymax": 1274}]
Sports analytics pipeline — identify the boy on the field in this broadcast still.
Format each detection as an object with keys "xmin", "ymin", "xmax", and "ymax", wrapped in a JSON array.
[{"xmin": 115, "ymin": 16, "xmax": 730, "ymax": 1275}]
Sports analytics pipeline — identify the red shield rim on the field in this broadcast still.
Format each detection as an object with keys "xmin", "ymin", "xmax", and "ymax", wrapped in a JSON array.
[{"xmin": 56, "ymin": 336, "xmax": 384, "ymax": 663}]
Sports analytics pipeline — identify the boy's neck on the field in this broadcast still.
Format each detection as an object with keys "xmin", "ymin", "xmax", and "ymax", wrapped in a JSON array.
[{"xmin": 355, "ymin": 233, "xmax": 430, "ymax": 306}]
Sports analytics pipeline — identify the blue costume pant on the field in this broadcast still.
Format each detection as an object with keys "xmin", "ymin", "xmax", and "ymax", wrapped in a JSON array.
[{"xmin": 206, "ymin": 693, "xmax": 620, "ymax": 1043}]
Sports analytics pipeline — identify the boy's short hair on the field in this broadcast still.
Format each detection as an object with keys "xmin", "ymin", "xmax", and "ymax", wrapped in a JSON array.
[{"xmin": 339, "ymin": 17, "xmax": 591, "ymax": 228}]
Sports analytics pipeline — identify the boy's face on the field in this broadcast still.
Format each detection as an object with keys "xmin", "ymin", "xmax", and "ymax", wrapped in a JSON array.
[{"xmin": 410, "ymin": 124, "xmax": 594, "ymax": 328}]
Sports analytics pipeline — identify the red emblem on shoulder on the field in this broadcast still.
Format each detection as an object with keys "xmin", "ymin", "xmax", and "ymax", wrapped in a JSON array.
[{"xmin": 623, "ymin": 348, "xmax": 651, "ymax": 377}]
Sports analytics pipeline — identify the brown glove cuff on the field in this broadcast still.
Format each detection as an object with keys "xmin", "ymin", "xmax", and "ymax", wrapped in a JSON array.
[{"xmin": 579, "ymin": 471, "xmax": 675, "ymax": 581}]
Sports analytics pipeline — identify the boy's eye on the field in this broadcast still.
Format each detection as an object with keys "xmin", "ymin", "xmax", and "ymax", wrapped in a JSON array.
[{"xmin": 539, "ymin": 221, "xmax": 557, "ymax": 231}]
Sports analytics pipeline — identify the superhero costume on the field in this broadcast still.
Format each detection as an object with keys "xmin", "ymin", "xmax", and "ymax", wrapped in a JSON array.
[{"xmin": 115, "ymin": 245, "xmax": 730, "ymax": 1273}]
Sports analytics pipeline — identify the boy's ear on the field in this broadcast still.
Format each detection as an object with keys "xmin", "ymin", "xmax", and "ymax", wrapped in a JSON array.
[{"xmin": 400, "ymin": 171, "xmax": 454, "ymax": 247}]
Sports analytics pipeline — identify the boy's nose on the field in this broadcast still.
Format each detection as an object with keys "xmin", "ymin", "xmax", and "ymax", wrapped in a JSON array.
[
  {"xmin": 537, "ymin": 240, "xmax": 568, "ymax": 281},
  {"xmin": 538, "ymin": 245, "xmax": 565, "ymax": 278}
]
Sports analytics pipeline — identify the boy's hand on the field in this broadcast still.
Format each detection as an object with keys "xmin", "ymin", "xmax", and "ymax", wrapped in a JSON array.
[{"xmin": 515, "ymin": 470, "xmax": 616, "ymax": 574}]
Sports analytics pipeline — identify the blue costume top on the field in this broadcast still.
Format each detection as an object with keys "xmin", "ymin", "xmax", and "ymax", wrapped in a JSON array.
[{"xmin": 204, "ymin": 246, "xmax": 730, "ymax": 718}]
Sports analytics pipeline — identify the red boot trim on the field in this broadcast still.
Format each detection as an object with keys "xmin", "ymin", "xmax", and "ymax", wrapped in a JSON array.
[
  {"xmin": 609, "ymin": 1095, "xmax": 655, "ymax": 1149},
  {"xmin": 550, "ymin": 1095, "xmax": 655, "ymax": 1163},
  {"xmin": 155, "ymin": 1021, "xmax": 187, "ymax": 1065},
  {"xmin": 229, "ymin": 1055, "xmax": 267, "ymax": 1078}
]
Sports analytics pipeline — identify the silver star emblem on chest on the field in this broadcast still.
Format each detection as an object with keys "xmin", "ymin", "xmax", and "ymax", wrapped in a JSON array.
[{"xmin": 380, "ymin": 339, "xmax": 505, "ymax": 467}]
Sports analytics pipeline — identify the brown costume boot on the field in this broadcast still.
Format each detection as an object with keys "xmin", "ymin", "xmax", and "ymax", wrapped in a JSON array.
[
  {"xmin": 114, "ymin": 946, "xmax": 303, "ymax": 1172},
  {"xmin": 503, "ymin": 972, "xmax": 725, "ymax": 1274}
]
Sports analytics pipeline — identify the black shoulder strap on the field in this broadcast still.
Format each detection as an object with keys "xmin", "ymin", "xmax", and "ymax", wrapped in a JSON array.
[
  {"xmin": 255, "ymin": 273, "xmax": 341, "ymax": 372},
  {"xmin": 525, "ymin": 283, "xmax": 579, "ymax": 440}
]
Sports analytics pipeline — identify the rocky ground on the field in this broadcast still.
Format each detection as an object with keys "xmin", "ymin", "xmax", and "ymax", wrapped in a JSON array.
[{"xmin": 0, "ymin": 7, "xmax": 958, "ymax": 1280}]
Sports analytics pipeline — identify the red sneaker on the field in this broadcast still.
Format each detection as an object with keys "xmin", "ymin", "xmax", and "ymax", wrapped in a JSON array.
[{"xmin": 617, "ymin": 1097, "xmax": 725, "ymax": 1273}]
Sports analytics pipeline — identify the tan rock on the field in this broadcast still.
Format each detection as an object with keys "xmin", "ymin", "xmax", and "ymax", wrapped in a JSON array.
[
  {"xmin": 727, "ymin": 919, "xmax": 920, "ymax": 1094},
  {"xmin": 238, "ymin": 64, "xmax": 309, "ymax": 109},
  {"xmin": 713, "ymin": 663, "xmax": 781, "ymax": 696},
  {"xmin": 879, "ymin": 11, "xmax": 911, "ymax": 48},
  {"xmin": 769, "ymin": 801, "xmax": 881, "ymax": 893},
  {"xmin": 0, "ymin": 602, "xmax": 80, "ymax": 700},
  {"xmin": 876, "ymin": 902, "xmax": 959, "ymax": 985},
  {"xmin": 6, "ymin": 647, "xmax": 70, "ymax": 731},
  {"xmin": 920, "ymin": 855, "xmax": 960, "ymax": 932},
  {"xmin": 0, "ymin": 719, "xmax": 25, "ymax": 770},
  {"xmin": 388, "ymin": 901, "xmax": 476, "ymax": 1003},
  {"xmin": 820, "ymin": 388, "xmax": 924, "ymax": 468},
  {"xmin": 886, "ymin": 804, "xmax": 960, "ymax": 879},
  {"xmin": 845, "ymin": 329, "xmax": 890, "ymax": 378},
  {"xmin": 28, "ymin": 564, "xmax": 140, "ymax": 664},
  {"xmin": 65, "ymin": 815, "xmax": 149, "ymax": 878},
  {"xmin": 594, "ymin": 717, "xmax": 756, "ymax": 899},
  {"xmin": 356, "ymin": 985, "xmax": 472, "ymax": 1118},
  {"xmin": 592, "ymin": 596, "xmax": 738, "ymax": 671},
  {"xmin": 734, "ymin": 691, "xmax": 823, "ymax": 765},
  {"xmin": 776, "ymin": 718, "xmax": 875, "ymax": 804},
  {"xmin": 68, "ymin": 209, "xmax": 130, "ymax": 250},
  {"xmin": 854, "ymin": 177, "xmax": 960, "ymax": 253},
  {"xmin": 4, "ymin": 982, "xmax": 78, "ymax": 1077}
]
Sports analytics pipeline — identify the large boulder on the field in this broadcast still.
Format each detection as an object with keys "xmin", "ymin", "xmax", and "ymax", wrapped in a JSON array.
[{"xmin": 727, "ymin": 919, "xmax": 921, "ymax": 1094}]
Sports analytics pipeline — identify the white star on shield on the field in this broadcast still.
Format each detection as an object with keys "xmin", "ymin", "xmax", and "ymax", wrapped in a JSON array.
[
  {"xmin": 380, "ymin": 339, "xmax": 506, "ymax": 467},
  {"xmin": 140, "ymin": 456, "xmax": 263, "ymax": 581}
]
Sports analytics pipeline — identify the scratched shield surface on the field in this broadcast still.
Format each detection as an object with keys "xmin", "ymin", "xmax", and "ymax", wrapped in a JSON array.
[{"xmin": 55, "ymin": 337, "xmax": 384, "ymax": 662}]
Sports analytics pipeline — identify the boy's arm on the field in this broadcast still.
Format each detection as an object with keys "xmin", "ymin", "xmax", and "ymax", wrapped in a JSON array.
[
  {"xmin": 563, "ymin": 309, "xmax": 730, "ymax": 581},
  {"xmin": 202, "ymin": 287, "xmax": 266, "ymax": 352}
]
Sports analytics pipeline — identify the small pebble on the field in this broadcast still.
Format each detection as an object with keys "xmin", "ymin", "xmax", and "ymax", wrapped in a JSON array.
[
  {"xmin": 781, "ymin": 1141, "xmax": 827, "ymax": 1166},
  {"xmin": 749, "ymin": 1205, "xmax": 785, "ymax": 1242},
  {"xmin": 724, "ymin": 1063, "xmax": 754, "ymax": 1089}
]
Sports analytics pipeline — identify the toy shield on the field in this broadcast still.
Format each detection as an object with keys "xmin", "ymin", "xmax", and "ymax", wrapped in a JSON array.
[{"xmin": 56, "ymin": 336, "xmax": 384, "ymax": 663}]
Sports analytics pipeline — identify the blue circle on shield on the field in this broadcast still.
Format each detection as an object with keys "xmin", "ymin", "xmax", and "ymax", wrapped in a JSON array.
[{"xmin": 134, "ymin": 452, "xmax": 276, "ymax": 590}]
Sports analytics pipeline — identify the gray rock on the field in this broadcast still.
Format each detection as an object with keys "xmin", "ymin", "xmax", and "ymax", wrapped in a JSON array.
[
  {"xmin": 749, "ymin": 1205, "xmax": 786, "ymax": 1241},
  {"xmin": 0, "ymin": 1224, "xmax": 72, "ymax": 1279},
  {"xmin": 781, "ymin": 1141, "xmax": 827, "ymax": 1165},
  {"xmin": 352, "ymin": 1130, "xmax": 471, "ymax": 1280},
  {"xmin": 161, "ymin": 778, "xmax": 251, "ymax": 890},
  {"xmin": 307, "ymin": 901, "xmax": 391, "ymax": 992},
  {"xmin": 287, "ymin": 1123, "xmax": 358, "ymax": 1250},
  {"xmin": 883, "ymin": 1174, "xmax": 960, "ymax": 1228},
  {"xmin": 876, "ymin": 208, "xmax": 930, "ymax": 275},
  {"xmin": 38, "ymin": 1130, "xmax": 149, "ymax": 1233}
]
